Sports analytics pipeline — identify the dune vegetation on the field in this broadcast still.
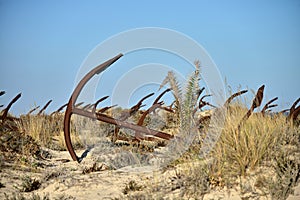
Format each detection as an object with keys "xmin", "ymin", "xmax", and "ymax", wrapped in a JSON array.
[{"xmin": 0, "ymin": 65, "xmax": 299, "ymax": 199}]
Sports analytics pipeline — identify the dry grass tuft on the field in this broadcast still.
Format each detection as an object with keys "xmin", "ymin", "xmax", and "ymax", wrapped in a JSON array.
[
  {"xmin": 18, "ymin": 114, "xmax": 82, "ymax": 151},
  {"xmin": 123, "ymin": 180, "xmax": 144, "ymax": 195},
  {"xmin": 16, "ymin": 176, "xmax": 41, "ymax": 192},
  {"xmin": 211, "ymin": 104, "xmax": 291, "ymax": 178}
]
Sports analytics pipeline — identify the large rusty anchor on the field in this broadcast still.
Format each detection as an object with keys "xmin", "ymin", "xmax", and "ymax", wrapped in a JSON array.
[{"xmin": 64, "ymin": 54, "xmax": 174, "ymax": 162}]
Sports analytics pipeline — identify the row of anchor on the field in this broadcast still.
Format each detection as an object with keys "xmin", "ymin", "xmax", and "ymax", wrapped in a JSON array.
[{"xmin": 1, "ymin": 54, "xmax": 299, "ymax": 163}]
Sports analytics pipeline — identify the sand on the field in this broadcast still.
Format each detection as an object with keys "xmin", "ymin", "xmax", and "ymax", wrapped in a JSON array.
[{"xmin": 1, "ymin": 148, "xmax": 300, "ymax": 200}]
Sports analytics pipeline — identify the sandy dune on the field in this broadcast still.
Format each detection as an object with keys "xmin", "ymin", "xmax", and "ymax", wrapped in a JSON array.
[{"xmin": 1, "ymin": 147, "xmax": 300, "ymax": 199}]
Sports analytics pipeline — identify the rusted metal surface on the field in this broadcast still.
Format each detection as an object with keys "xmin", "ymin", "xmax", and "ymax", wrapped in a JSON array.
[
  {"xmin": 63, "ymin": 54, "xmax": 177, "ymax": 162},
  {"xmin": 287, "ymin": 98, "xmax": 300, "ymax": 126},
  {"xmin": 197, "ymin": 89, "xmax": 249, "ymax": 127},
  {"xmin": 56, "ymin": 103, "xmax": 68, "ymax": 113},
  {"xmin": 97, "ymin": 105, "xmax": 117, "ymax": 113},
  {"xmin": 280, "ymin": 109, "xmax": 289, "ymax": 114},
  {"xmin": 134, "ymin": 102, "xmax": 164, "ymax": 140},
  {"xmin": 291, "ymin": 106, "xmax": 300, "ymax": 121},
  {"xmin": 75, "ymin": 102, "xmax": 84, "ymax": 107},
  {"xmin": 64, "ymin": 54, "xmax": 124, "ymax": 161},
  {"xmin": 37, "ymin": 100, "xmax": 52, "ymax": 115},
  {"xmin": 127, "ymin": 93, "xmax": 154, "ymax": 117},
  {"xmin": 153, "ymin": 89, "xmax": 171, "ymax": 105},
  {"xmin": 1, "ymin": 93, "xmax": 21, "ymax": 122},
  {"xmin": 50, "ymin": 103, "xmax": 68, "ymax": 115},
  {"xmin": 196, "ymin": 87, "xmax": 205, "ymax": 101},
  {"xmin": 92, "ymin": 96, "xmax": 109, "ymax": 113},
  {"xmin": 134, "ymin": 88, "xmax": 172, "ymax": 140},
  {"xmin": 117, "ymin": 93, "xmax": 154, "ymax": 121},
  {"xmin": 239, "ymin": 85, "xmax": 265, "ymax": 127},
  {"xmin": 74, "ymin": 108, "xmax": 174, "ymax": 139},
  {"xmin": 199, "ymin": 94, "xmax": 216, "ymax": 110},
  {"xmin": 137, "ymin": 103, "xmax": 164, "ymax": 126},
  {"xmin": 27, "ymin": 106, "xmax": 40, "ymax": 115},
  {"xmin": 288, "ymin": 98, "xmax": 300, "ymax": 120},
  {"xmin": 0, "ymin": 92, "xmax": 21, "ymax": 129},
  {"xmin": 197, "ymin": 115, "xmax": 211, "ymax": 127},
  {"xmin": 261, "ymin": 97, "xmax": 278, "ymax": 116},
  {"xmin": 150, "ymin": 88, "xmax": 171, "ymax": 115},
  {"xmin": 112, "ymin": 92, "xmax": 154, "ymax": 143},
  {"xmin": 63, "ymin": 53, "xmax": 299, "ymax": 163},
  {"xmin": 252, "ymin": 85, "xmax": 265, "ymax": 109},
  {"xmin": 224, "ymin": 90, "xmax": 248, "ymax": 107},
  {"xmin": 168, "ymin": 101, "xmax": 176, "ymax": 110},
  {"xmin": 160, "ymin": 106, "xmax": 175, "ymax": 113},
  {"xmin": 82, "ymin": 104, "xmax": 91, "ymax": 110}
]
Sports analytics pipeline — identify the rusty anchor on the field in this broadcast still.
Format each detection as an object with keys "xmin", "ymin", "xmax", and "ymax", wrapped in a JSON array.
[
  {"xmin": 64, "ymin": 54, "xmax": 174, "ymax": 162},
  {"xmin": 1, "ymin": 93, "xmax": 22, "ymax": 122},
  {"xmin": 261, "ymin": 97, "xmax": 278, "ymax": 116}
]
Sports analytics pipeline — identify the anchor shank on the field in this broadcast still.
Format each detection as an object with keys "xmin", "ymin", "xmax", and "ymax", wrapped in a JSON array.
[{"xmin": 73, "ymin": 108, "xmax": 173, "ymax": 140}]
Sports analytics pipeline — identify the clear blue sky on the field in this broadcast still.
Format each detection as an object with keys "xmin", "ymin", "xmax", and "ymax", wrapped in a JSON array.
[{"xmin": 1, "ymin": 0, "xmax": 299, "ymax": 115}]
